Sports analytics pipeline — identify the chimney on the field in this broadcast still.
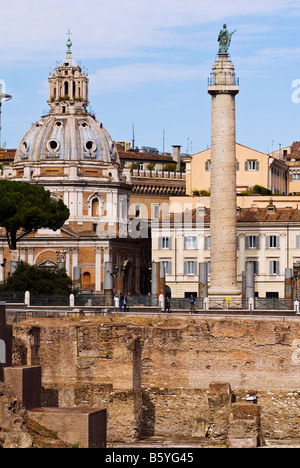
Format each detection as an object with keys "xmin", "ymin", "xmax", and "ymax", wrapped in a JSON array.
[{"xmin": 172, "ymin": 145, "xmax": 181, "ymax": 171}]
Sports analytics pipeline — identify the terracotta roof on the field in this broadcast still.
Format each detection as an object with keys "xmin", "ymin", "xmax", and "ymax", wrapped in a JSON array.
[
  {"xmin": 165, "ymin": 205, "xmax": 300, "ymax": 225},
  {"xmin": 119, "ymin": 151, "xmax": 174, "ymax": 163},
  {"xmin": 237, "ymin": 206, "xmax": 300, "ymax": 223},
  {"xmin": 0, "ymin": 149, "xmax": 16, "ymax": 160}
]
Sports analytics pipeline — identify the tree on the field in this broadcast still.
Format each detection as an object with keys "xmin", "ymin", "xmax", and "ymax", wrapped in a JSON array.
[
  {"xmin": 164, "ymin": 163, "xmax": 177, "ymax": 172},
  {"xmin": 0, "ymin": 262, "xmax": 73, "ymax": 295},
  {"xmin": 240, "ymin": 185, "xmax": 272, "ymax": 196},
  {"xmin": 0, "ymin": 180, "xmax": 70, "ymax": 251}
]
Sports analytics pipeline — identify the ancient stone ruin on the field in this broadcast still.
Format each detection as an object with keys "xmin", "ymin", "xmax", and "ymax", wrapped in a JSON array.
[{"xmin": 0, "ymin": 303, "xmax": 107, "ymax": 448}]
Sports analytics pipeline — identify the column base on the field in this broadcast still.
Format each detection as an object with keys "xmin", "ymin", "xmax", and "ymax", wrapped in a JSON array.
[{"xmin": 208, "ymin": 286, "xmax": 241, "ymax": 298}]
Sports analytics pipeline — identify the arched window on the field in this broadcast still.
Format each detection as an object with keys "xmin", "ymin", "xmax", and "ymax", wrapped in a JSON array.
[
  {"xmin": 88, "ymin": 195, "xmax": 103, "ymax": 218},
  {"xmin": 92, "ymin": 198, "xmax": 100, "ymax": 217},
  {"xmin": 82, "ymin": 272, "xmax": 91, "ymax": 290},
  {"xmin": 64, "ymin": 81, "xmax": 69, "ymax": 96}
]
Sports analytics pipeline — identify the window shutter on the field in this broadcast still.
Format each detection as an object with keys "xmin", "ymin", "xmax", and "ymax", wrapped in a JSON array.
[
  {"xmin": 256, "ymin": 161, "xmax": 260, "ymax": 171},
  {"xmin": 184, "ymin": 262, "xmax": 188, "ymax": 275},
  {"xmin": 297, "ymin": 236, "xmax": 300, "ymax": 249},
  {"xmin": 245, "ymin": 161, "xmax": 249, "ymax": 171},
  {"xmin": 276, "ymin": 261, "xmax": 280, "ymax": 275},
  {"xmin": 158, "ymin": 237, "xmax": 162, "ymax": 249},
  {"xmin": 184, "ymin": 237, "xmax": 187, "ymax": 250},
  {"xmin": 194, "ymin": 262, "xmax": 198, "ymax": 276},
  {"xmin": 205, "ymin": 236, "xmax": 210, "ymax": 250},
  {"xmin": 255, "ymin": 236, "xmax": 260, "ymax": 249},
  {"xmin": 269, "ymin": 261, "xmax": 273, "ymax": 275},
  {"xmin": 169, "ymin": 237, "xmax": 172, "ymax": 250},
  {"xmin": 266, "ymin": 236, "xmax": 270, "ymax": 249},
  {"xmin": 166, "ymin": 262, "xmax": 172, "ymax": 275},
  {"xmin": 245, "ymin": 236, "xmax": 250, "ymax": 249},
  {"xmin": 276, "ymin": 236, "xmax": 280, "ymax": 249}
]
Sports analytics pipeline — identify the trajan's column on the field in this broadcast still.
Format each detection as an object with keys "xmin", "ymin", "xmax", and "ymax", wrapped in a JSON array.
[{"xmin": 207, "ymin": 25, "xmax": 241, "ymax": 297}]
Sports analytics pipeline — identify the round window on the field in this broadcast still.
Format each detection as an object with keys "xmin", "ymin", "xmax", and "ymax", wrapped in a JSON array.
[
  {"xmin": 85, "ymin": 140, "xmax": 96, "ymax": 152},
  {"xmin": 55, "ymin": 121, "xmax": 62, "ymax": 127},
  {"xmin": 47, "ymin": 139, "xmax": 60, "ymax": 152}
]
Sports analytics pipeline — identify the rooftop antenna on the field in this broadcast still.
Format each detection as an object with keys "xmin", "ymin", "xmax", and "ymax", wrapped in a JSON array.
[
  {"xmin": 132, "ymin": 124, "xmax": 135, "ymax": 150},
  {"xmin": 0, "ymin": 82, "xmax": 12, "ymax": 149},
  {"xmin": 163, "ymin": 129, "xmax": 165, "ymax": 154},
  {"xmin": 186, "ymin": 137, "xmax": 190, "ymax": 155}
]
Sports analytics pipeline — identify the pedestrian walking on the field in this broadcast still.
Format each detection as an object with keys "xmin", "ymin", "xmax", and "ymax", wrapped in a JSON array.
[
  {"xmin": 189, "ymin": 294, "xmax": 196, "ymax": 313},
  {"xmin": 119, "ymin": 294, "xmax": 124, "ymax": 312},
  {"xmin": 164, "ymin": 297, "xmax": 171, "ymax": 313},
  {"xmin": 123, "ymin": 296, "xmax": 129, "ymax": 312}
]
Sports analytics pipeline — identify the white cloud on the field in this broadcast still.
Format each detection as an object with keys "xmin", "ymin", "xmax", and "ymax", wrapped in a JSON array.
[
  {"xmin": 89, "ymin": 62, "xmax": 208, "ymax": 93},
  {"xmin": 0, "ymin": 0, "xmax": 299, "ymax": 63},
  {"xmin": 236, "ymin": 47, "xmax": 300, "ymax": 77}
]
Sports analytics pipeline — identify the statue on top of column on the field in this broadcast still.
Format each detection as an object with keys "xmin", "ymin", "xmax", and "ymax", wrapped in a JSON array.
[{"xmin": 218, "ymin": 24, "xmax": 236, "ymax": 54}]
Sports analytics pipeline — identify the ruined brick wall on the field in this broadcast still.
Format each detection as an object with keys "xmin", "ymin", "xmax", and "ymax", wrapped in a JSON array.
[{"xmin": 11, "ymin": 316, "xmax": 300, "ymax": 443}]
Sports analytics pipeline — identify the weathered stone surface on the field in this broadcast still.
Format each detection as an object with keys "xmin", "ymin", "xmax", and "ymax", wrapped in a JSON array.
[
  {"xmin": 9, "ymin": 315, "xmax": 300, "ymax": 443},
  {"xmin": 228, "ymin": 403, "xmax": 261, "ymax": 448},
  {"xmin": 28, "ymin": 407, "xmax": 107, "ymax": 448},
  {"xmin": 0, "ymin": 383, "xmax": 33, "ymax": 448}
]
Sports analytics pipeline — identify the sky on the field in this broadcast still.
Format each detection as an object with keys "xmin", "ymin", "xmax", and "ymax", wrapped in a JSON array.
[{"xmin": 0, "ymin": 0, "xmax": 299, "ymax": 156}]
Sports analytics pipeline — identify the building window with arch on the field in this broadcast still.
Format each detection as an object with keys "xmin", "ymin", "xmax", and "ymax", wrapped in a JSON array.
[
  {"xmin": 89, "ymin": 195, "xmax": 103, "ymax": 218},
  {"xmin": 92, "ymin": 198, "xmax": 100, "ymax": 217},
  {"xmin": 64, "ymin": 81, "xmax": 69, "ymax": 96},
  {"xmin": 82, "ymin": 272, "xmax": 92, "ymax": 290}
]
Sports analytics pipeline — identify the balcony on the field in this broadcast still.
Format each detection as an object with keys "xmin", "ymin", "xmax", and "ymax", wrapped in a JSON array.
[{"xmin": 208, "ymin": 72, "xmax": 239, "ymax": 87}]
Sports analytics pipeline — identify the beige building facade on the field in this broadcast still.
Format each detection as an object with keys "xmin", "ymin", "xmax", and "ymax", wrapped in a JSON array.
[
  {"xmin": 185, "ymin": 143, "xmax": 288, "ymax": 196},
  {"xmin": 152, "ymin": 202, "xmax": 300, "ymax": 299}
]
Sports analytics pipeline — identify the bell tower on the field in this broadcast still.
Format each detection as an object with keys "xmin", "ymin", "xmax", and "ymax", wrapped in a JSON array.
[{"xmin": 48, "ymin": 31, "xmax": 89, "ymax": 116}]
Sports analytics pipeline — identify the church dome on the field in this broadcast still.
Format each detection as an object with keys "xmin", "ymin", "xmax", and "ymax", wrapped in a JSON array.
[
  {"xmin": 14, "ymin": 36, "xmax": 119, "ymax": 166},
  {"xmin": 15, "ymin": 114, "xmax": 119, "ymax": 164}
]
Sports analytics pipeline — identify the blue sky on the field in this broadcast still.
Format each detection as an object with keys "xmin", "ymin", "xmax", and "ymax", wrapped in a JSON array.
[{"xmin": 0, "ymin": 0, "xmax": 299, "ymax": 155}]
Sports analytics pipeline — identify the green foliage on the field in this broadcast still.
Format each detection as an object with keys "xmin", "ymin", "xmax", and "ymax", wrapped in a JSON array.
[
  {"xmin": 0, "ymin": 180, "xmax": 70, "ymax": 250},
  {"xmin": 192, "ymin": 190, "xmax": 210, "ymax": 197},
  {"xmin": 240, "ymin": 185, "xmax": 272, "ymax": 196},
  {"xmin": 0, "ymin": 262, "xmax": 73, "ymax": 295},
  {"xmin": 146, "ymin": 163, "xmax": 155, "ymax": 171},
  {"xmin": 164, "ymin": 163, "xmax": 177, "ymax": 172}
]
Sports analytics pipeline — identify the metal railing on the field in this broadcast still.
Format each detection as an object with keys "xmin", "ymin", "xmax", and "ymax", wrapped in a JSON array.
[
  {"xmin": 207, "ymin": 297, "xmax": 247, "ymax": 311},
  {"xmin": 208, "ymin": 72, "xmax": 239, "ymax": 87},
  {"xmin": 1, "ymin": 292, "xmax": 299, "ymax": 320},
  {"xmin": 255, "ymin": 298, "xmax": 294, "ymax": 311}
]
